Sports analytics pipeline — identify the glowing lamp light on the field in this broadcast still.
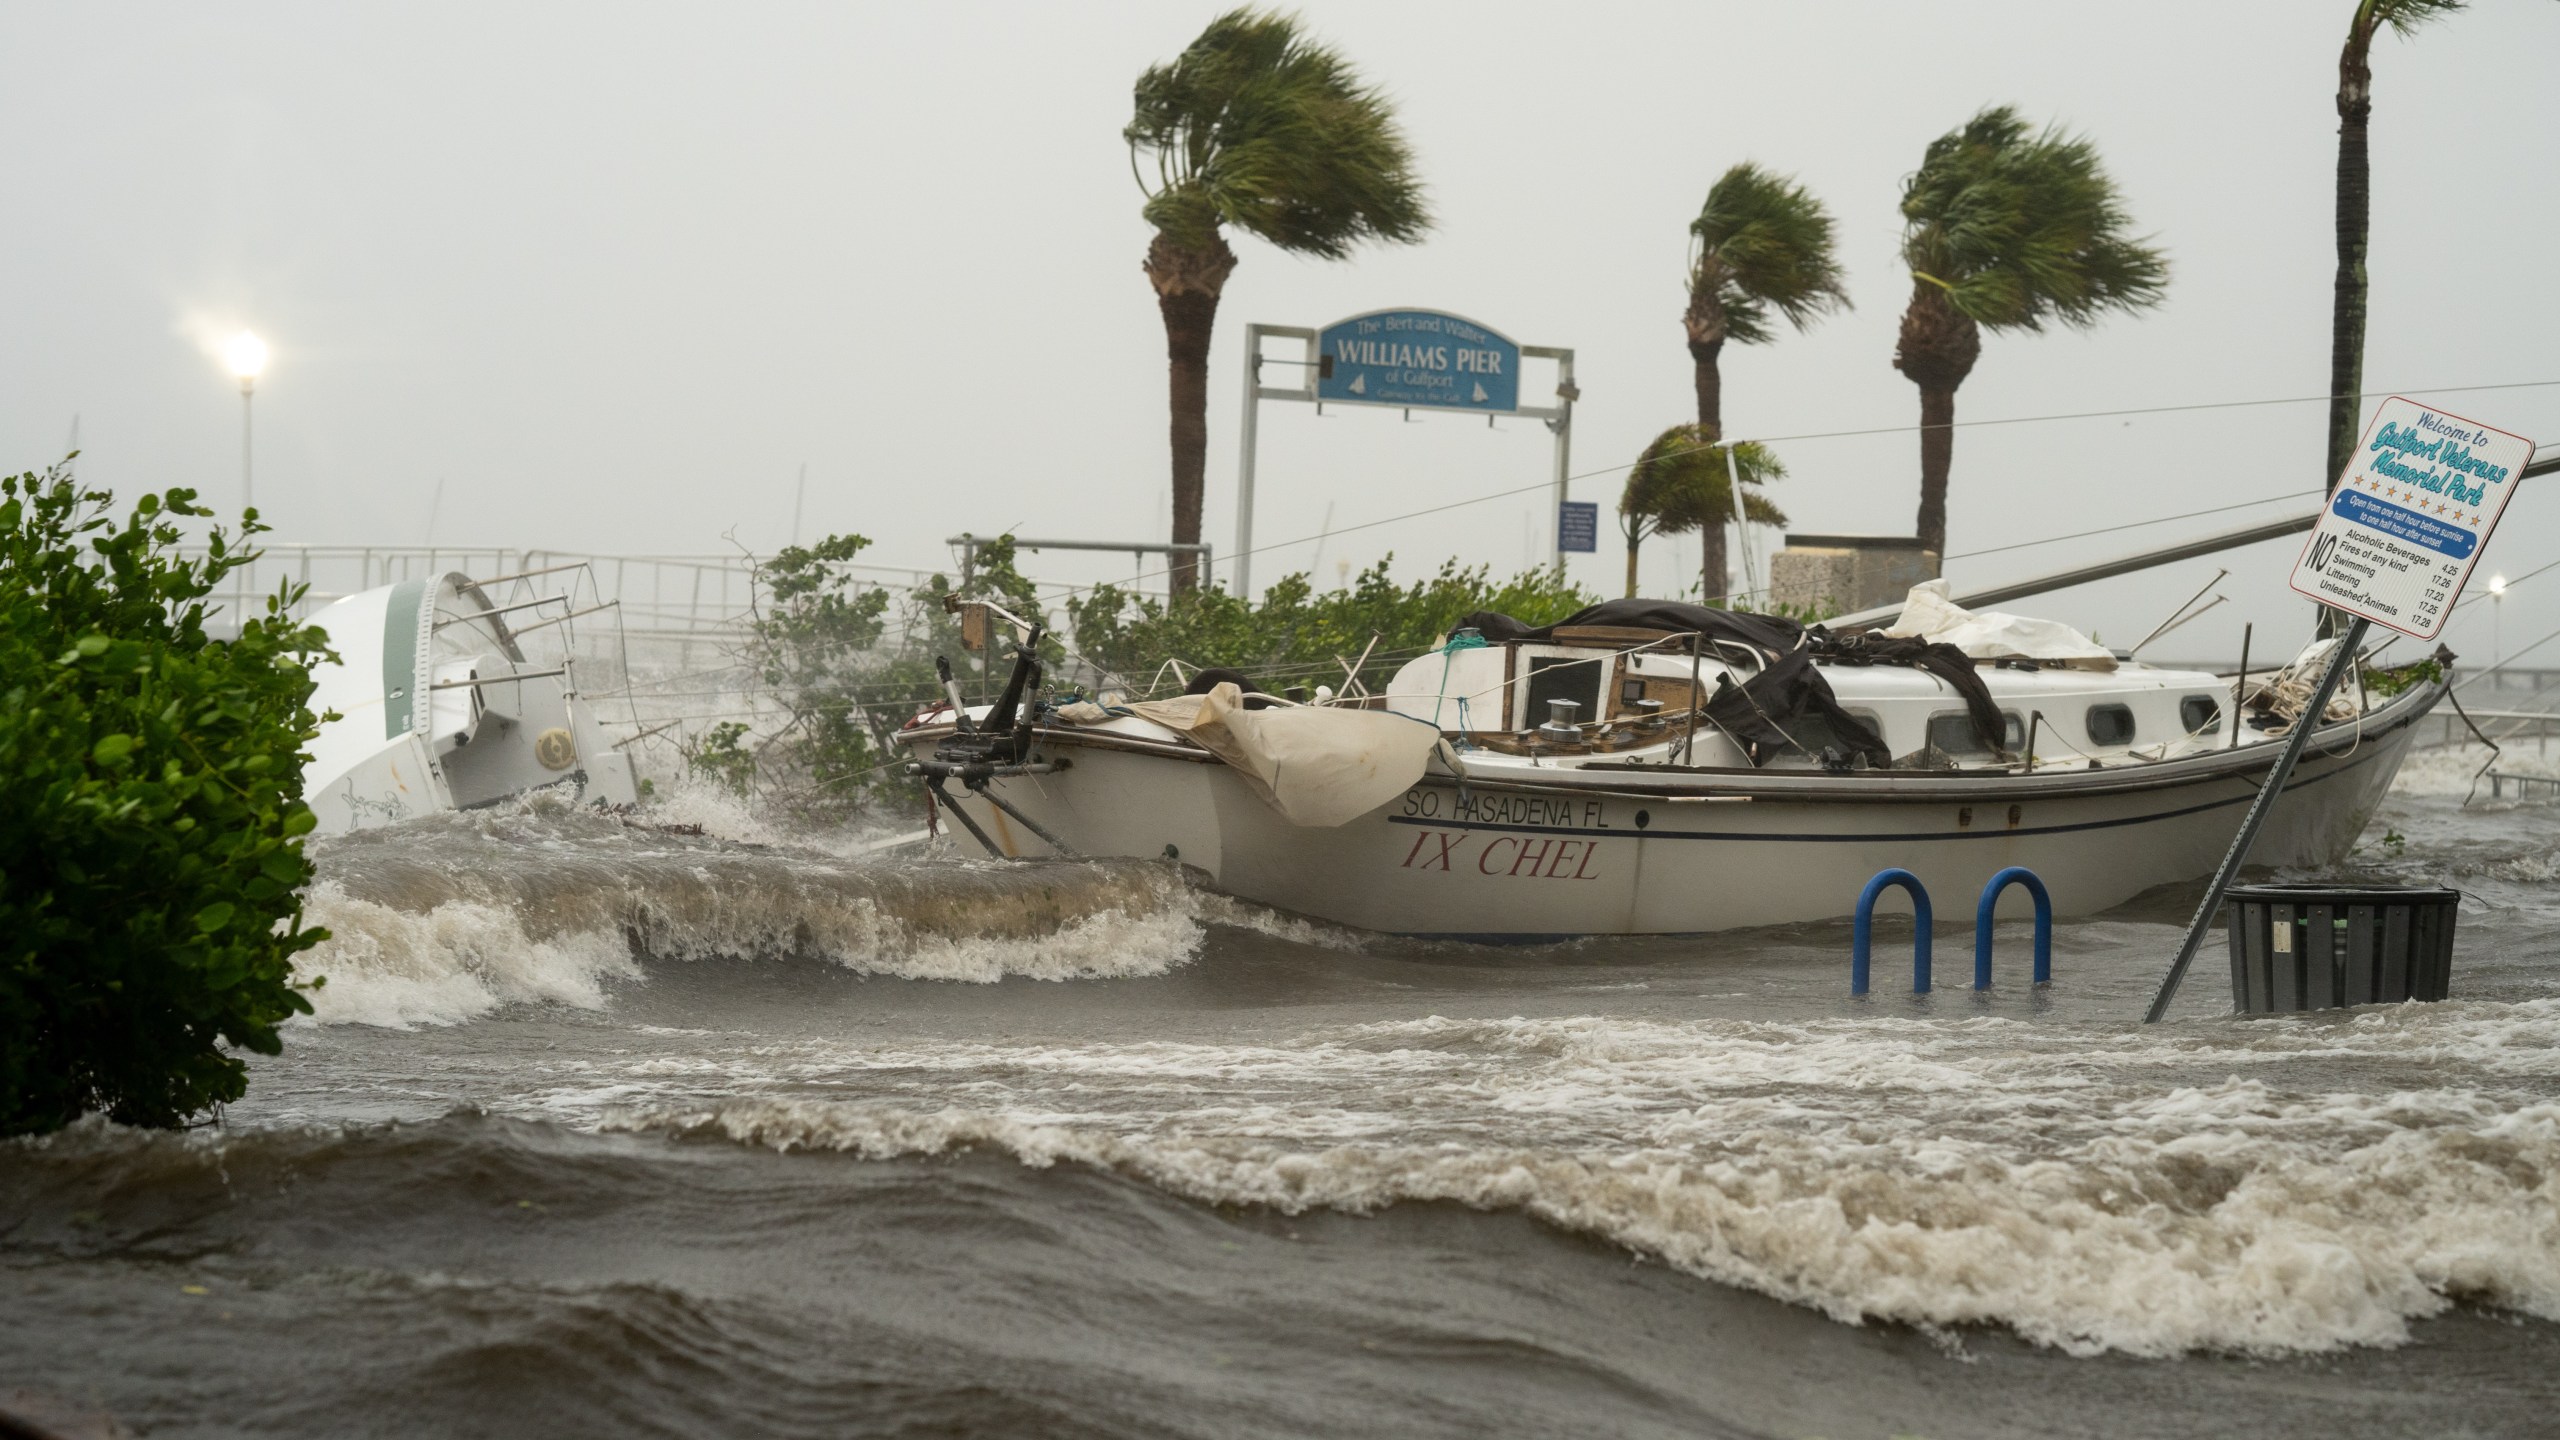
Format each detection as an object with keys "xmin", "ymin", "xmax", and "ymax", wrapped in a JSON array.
[
  {"xmin": 2490, "ymin": 574, "xmax": 2508, "ymax": 597},
  {"xmin": 225, "ymin": 330, "xmax": 269, "ymax": 384}
]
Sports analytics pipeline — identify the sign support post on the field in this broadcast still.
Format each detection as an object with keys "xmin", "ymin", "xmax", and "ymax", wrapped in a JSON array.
[
  {"xmin": 1525, "ymin": 344, "xmax": 1577, "ymax": 564},
  {"xmin": 2143, "ymin": 395, "xmax": 2534, "ymax": 1022},
  {"xmin": 1233, "ymin": 312, "xmax": 1575, "ymax": 597},
  {"xmin": 2143, "ymin": 613, "xmax": 2365, "ymax": 1023}
]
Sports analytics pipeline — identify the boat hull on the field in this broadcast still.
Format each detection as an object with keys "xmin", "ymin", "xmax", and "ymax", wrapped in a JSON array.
[{"xmin": 927, "ymin": 691, "xmax": 2434, "ymax": 940}]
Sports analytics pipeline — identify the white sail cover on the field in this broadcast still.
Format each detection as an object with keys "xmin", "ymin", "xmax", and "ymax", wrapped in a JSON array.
[
  {"xmin": 1128, "ymin": 684, "xmax": 1441, "ymax": 827},
  {"xmin": 1882, "ymin": 579, "xmax": 2117, "ymax": 669}
]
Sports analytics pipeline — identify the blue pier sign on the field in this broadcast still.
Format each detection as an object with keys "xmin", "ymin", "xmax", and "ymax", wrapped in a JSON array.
[{"xmin": 1316, "ymin": 309, "xmax": 1521, "ymax": 414}]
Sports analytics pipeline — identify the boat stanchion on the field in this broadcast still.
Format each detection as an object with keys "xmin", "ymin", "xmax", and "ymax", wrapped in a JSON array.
[
  {"xmin": 1852, "ymin": 869, "xmax": 1933, "ymax": 995},
  {"xmin": 966, "ymin": 777, "xmax": 1077, "ymax": 857},
  {"xmin": 923, "ymin": 775, "xmax": 1006, "ymax": 858},
  {"xmin": 1973, "ymin": 867, "xmax": 2053, "ymax": 989},
  {"xmin": 915, "ymin": 625, "xmax": 1074, "ymax": 859}
]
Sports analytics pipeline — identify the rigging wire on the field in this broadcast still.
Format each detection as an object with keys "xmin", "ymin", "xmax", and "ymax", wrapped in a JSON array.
[{"xmin": 1942, "ymin": 488, "xmax": 2324, "ymax": 561}]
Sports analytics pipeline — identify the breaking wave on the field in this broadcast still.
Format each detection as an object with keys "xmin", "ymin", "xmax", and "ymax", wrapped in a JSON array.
[
  {"xmin": 606, "ymin": 1003, "xmax": 2560, "ymax": 1358},
  {"xmin": 296, "ymin": 809, "xmax": 1207, "ymax": 1027},
  {"xmin": 2391, "ymin": 741, "xmax": 2560, "ymax": 798}
]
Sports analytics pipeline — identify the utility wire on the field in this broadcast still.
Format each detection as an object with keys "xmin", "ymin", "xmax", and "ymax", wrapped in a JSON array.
[{"xmin": 1059, "ymin": 376, "xmax": 2560, "ymax": 599}]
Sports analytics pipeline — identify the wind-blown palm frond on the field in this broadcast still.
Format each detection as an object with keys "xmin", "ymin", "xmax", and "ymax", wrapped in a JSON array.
[
  {"xmin": 1899, "ymin": 106, "xmax": 2169, "ymax": 334},
  {"xmin": 1689, "ymin": 164, "xmax": 1851, "ymax": 347},
  {"xmin": 1619, "ymin": 424, "xmax": 1787, "ymax": 598},
  {"xmin": 1626, "ymin": 426, "xmax": 1787, "ymax": 530},
  {"xmin": 1893, "ymin": 105, "xmax": 2166, "ymax": 555},
  {"xmin": 1126, "ymin": 9, "xmax": 1429, "ymax": 595},
  {"xmin": 1126, "ymin": 8, "xmax": 1429, "ymax": 257},
  {"xmin": 2369, "ymin": 0, "xmax": 2468, "ymax": 39}
]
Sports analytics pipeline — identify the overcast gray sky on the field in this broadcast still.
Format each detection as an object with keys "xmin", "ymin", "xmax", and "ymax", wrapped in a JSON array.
[{"xmin": 6, "ymin": 1, "xmax": 2556, "ymax": 665}]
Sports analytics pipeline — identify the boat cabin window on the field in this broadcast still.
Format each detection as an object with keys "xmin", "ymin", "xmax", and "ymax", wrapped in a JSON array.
[
  {"xmin": 1926, "ymin": 710, "xmax": 2024, "ymax": 756},
  {"xmin": 2086, "ymin": 704, "xmax": 2137, "ymax": 747},
  {"xmin": 1782, "ymin": 708, "xmax": 1885, "ymax": 759},
  {"xmin": 2180, "ymin": 695, "xmax": 2223, "ymax": 734},
  {"xmin": 1522, "ymin": 655, "xmax": 1604, "ymax": 730}
]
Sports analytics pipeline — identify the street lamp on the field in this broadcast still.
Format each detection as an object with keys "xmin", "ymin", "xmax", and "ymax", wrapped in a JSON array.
[
  {"xmin": 2490, "ymin": 573, "xmax": 2508, "ymax": 672},
  {"xmin": 226, "ymin": 330, "xmax": 268, "ymax": 514}
]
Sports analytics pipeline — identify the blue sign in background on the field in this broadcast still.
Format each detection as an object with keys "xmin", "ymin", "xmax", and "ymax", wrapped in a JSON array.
[
  {"xmin": 1317, "ymin": 309, "xmax": 1521, "ymax": 414},
  {"xmin": 2332, "ymin": 488, "xmax": 2477, "ymax": 560},
  {"xmin": 1557, "ymin": 501, "xmax": 1598, "ymax": 554}
]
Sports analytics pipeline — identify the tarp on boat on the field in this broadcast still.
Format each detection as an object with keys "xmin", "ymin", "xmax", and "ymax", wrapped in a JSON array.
[
  {"xmin": 1882, "ymin": 579, "xmax": 2116, "ymax": 669},
  {"xmin": 1457, "ymin": 599, "xmax": 1804, "ymax": 660},
  {"xmin": 1127, "ymin": 683, "xmax": 1441, "ymax": 826},
  {"xmin": 1454, "ymin": 597, "xmax": 2012, "ymax": 764}
]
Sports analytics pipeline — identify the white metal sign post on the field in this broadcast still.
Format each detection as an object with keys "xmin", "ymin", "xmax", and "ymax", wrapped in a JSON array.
[
  {"xmin": 2287, "ymin": 396, "xmax": 2536, "ymax": 641},
  {"xmin": 1233, "ymin": 313, "xmax": 1576, "ymax": 597},
  {"xmin": 2147, "ymin": 396, "xmax": 2536, "ymax": 1022}
]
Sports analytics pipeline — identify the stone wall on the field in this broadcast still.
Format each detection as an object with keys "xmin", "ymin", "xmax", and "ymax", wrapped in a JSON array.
[{"xmin": 1768, "ymin": 537, "xmax": 1940, "ymax": 617}]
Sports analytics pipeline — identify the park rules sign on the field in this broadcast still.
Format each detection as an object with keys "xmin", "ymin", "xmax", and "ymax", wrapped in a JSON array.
[{"xmin": 2288, "ymin": 396, "xmax": 2534, "ymax": 641}]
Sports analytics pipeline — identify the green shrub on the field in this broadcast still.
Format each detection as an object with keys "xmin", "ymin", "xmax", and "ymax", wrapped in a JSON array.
[
  {"xmin": 2361, "ymin": 656, "xmax": 2441, "ymax": 699},
  {"xmin": 728, "ymin": 533, "xmax": 1049, "ymax": 819},
  {"xmin": 1065, "ymin": 556, "xmax": 1595, "ymax": 695},
  {"xmin": 0, "ymin": 465, "xmax": 331, "ymax": 1135}
]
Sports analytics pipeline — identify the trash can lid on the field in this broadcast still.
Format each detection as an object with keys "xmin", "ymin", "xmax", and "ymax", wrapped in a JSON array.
[{"xmin": 2224, "ymin": 882, "xmax": 2460, "ymax": 907}]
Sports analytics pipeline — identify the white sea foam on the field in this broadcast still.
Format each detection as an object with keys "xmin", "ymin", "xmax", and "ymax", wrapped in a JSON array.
[
  {"xmin": 296, "ymin": 850, "xmax": 1206, "ymax": 1027},
  {"xmin": 2392, "ymin": 741, "xmax": 2560, "ymax": 797},
  {"xmin": 295, "ymin": 886, "xmax": 641, "ymax": 1028},
  {"xmin": 626, "ymin": 774, "xmax": 791, "ymax": 847},
  {"xmin": 606, "ymin": 1002, "xmax": 2560, "ymax": 1358}
]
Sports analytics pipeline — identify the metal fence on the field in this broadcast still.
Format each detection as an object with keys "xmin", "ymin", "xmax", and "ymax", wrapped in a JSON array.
[
  {"xmin": 196, "ymin": 545, "xmax": 970, "ymax": 672},
  {"xmin": 2421, "ymin": 667, "xmax": 2559, "ymax": 752},
  {"xmin": 195, "ymin": 541, "xmax": 1180, "ymax": 671}
]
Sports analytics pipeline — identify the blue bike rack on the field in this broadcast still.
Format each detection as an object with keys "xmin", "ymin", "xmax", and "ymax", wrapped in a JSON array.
[
  {"xmin": 1852, "ymin": 868, "xmax": 1933, "ymax": 994},
  {"xmin": 1973, "ymin": 867, "xmax": 2053, "ymax": 989}
]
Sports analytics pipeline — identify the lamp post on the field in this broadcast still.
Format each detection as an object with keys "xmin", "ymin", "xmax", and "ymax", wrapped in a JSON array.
[
  {"xmin": 2490, "ymin": 573, "xmax": 2507, "ymax": 673},
  {"xmin": 225, "ymin": 330, "xmax": 268, "ymax": 514}
]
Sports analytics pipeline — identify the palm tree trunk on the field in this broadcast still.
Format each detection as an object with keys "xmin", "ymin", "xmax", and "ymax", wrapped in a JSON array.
[
  {"xmin": 2328, "ymin": 21, "xmax": 2377, "ymax": 494},
  {"xmin": 1687, "ymin": 336, "xmax": 1725, "ymax": 440},
  {"xmin": 1893, "ymin": 281, "xmax": 1980, "ymax": 558},
  {"xmin": 1145, "ymin": 231, "xmax": 1238, "ymax": 596},
  {"xmin": 1686, "ymin": 284, "xmax": 1733, "ymax": 603},
  {"xmin": 1914, "ymin": 386, "xmax": 1957, "ymax": 558}
]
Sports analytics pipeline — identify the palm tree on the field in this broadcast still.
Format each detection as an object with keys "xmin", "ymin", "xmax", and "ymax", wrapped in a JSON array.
[
  {"xmin": 1619, "ymin": 424, "xmax": 1787, "ymax": 601},
  {"xmin": 1684, "ymin": 162, "xmax": 1850, "ymax": 440},
  {"xmin": 1125, "ymin": 8, "xmax": 1429, "ymax": 595},
  {"xmin": 1894, "ymin": 107, "xmax": 2169, "ymax": 555},
  {"xmin": 2327, "ymin": 1, "xmax": 2471, "ymax": 493}
]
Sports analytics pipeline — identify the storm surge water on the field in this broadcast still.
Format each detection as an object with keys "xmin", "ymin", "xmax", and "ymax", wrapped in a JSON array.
[
  {"xmin": 296, "ymin": 807, "xmax": 1210, "ymax": 1025},
  {"xmin": 8, "ymin": 784, "xmax": 2560, "ymax": 1438}
]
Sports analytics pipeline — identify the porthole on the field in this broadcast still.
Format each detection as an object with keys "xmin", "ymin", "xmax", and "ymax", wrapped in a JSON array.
[
  {"xmin": 2180, "ymin": 695, "xmax": 2223, "ymax": 734},
  {"xmin": 1926, "ymin": 710, "xmax": 2026, "ymax": 755},
  {"xmin": 2086, "ymin": 704, "xmax": 2137, "ymax": 747}
]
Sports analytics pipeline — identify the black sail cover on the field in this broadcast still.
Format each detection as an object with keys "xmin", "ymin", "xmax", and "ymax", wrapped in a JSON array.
[{"xmin": 1453, "ymin": 599, "xmax": 2007, "ymax": 768}]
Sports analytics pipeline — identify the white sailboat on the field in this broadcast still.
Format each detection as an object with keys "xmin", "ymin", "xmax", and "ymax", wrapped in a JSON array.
[{"xmin": 902, "ymin": 585, "xmax": 2446, "ymax": 940}]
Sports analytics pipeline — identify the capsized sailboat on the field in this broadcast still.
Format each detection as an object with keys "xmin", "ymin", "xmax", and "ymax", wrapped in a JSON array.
[
  {"xmin": 302, "ymin": 571, "xmax": 637, "ymax": 833},
  {"xmin": 901, "ymin": 584, "xmax": 2449, "ymax": 939}
]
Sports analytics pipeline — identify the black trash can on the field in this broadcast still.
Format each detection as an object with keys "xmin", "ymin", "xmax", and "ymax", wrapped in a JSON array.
[{"xmin": 2225, "ymin": 883, "xmax": 2459, "ymax": 1013}]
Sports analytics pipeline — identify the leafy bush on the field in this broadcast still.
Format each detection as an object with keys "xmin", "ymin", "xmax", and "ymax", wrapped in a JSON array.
[
  {"xmin": 0, "ymin": 466, "xmax": 331, "ymax": 1135},
  {"xmin": 681, "ymin": 720, "xmax": 759, "ymax": 796},
  {"xmin": 1066, "ymin": 556, "xmax": 1595, "ymax": 696},
  {"xmin": 728, "ymin": 533, "xmax": 1048, "ymax": 819},
  {"xmin": 699, "ymin": 545, "xmax": 1585, "ymax": 814},
  {"xmin": 2361, "ymin": 656, "xmax": 2441, "ymax": 699}
]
